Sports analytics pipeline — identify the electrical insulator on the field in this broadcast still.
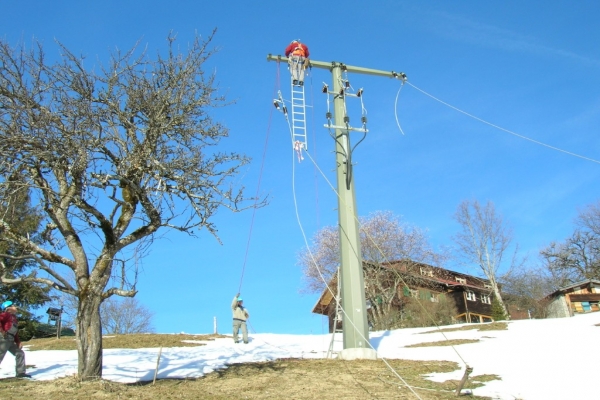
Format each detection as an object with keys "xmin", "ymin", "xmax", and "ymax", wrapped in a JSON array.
[
  {"xmin": 326, "ymin": 112, "xmax": 332, "ymax": 119},
  {"xmin": 344, "ymin": 116, "xmax": 350, "ymax": 124}
]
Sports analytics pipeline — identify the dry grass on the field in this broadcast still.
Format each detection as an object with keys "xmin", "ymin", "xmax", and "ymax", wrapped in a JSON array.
[
  {"xmin": 25, "ymin": 333, "xmax": 228, "ymax": 351},
  {"xmin": 0, "ymin": 359, "xmax": 495, "ymax": 399},
  {"xmin": 420, "ymin": 322, "xmax": 508, "ymax": 335},
  {"xmin": 0, "ymin": 334, "xmax": 497, "ymax": 399},
  {"xmin": 405, "ymin": 339, "xmax": 480, "ymax": 348}
]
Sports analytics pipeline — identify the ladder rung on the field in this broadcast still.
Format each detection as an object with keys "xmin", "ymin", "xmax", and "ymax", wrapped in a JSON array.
[{"xmin": 289, "ymin": 84, "xmax": 307, "ymax": 151}]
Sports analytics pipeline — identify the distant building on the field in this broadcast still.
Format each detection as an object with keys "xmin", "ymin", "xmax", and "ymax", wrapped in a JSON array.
[
  {"xmin": 312, "ymin": 261, "xmax": 503, "ymax": 332},
  {"xmin": 546, "ymin": 279, "xmax": 600, "ymax": 318}
]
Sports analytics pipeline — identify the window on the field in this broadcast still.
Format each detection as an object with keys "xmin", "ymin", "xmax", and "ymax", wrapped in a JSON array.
[
  {"xmin": 582, "ymin": 302, "xmax": 592, "ymax": 312},
  {"xmin": 430, "ymin": 293, "xmax": 439, "ymax": 303},
  {"xmin": 455, "ymin": 277, "xmax": 466, "ymax": 284},
  {"xmin": 466, "ymin": 291, "xmax": 476, "ymax": 301},
  {"xmin": 484, "ymin": 284, "xmax": 492, "ymax": 289},
  {"xmin": 481, "ymin": 294, "xmax": 491, "ymax": 304}
]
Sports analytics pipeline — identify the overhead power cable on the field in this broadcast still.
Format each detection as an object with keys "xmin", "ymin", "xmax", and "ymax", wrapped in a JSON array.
[{"xmin": 406, "ymin": 82, "xmax": 600, "ymax": 165}]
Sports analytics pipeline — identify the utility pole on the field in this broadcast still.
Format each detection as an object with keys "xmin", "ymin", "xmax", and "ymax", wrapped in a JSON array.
[{"xmin": 267, "ymin": 55, "xmax": 406, "ymax": 360}]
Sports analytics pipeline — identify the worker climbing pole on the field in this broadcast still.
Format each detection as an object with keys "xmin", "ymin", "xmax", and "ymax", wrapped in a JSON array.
[
  {"xmin": 267, "ymin": 49, "xmax": 407, "ymax": 360},
  {"xmin": 285, "ymin": 40, "xmax": 311, "ymax": 155}
]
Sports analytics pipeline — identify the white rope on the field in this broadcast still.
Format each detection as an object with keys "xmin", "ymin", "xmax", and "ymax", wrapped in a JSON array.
[
  {"xmin": 296, "ymin": 149, "xmax": 424, "ymax": 400},
  {"xmin": 274, "ymin": 81, "xmax": 472, "ymax": 399},
  {"xmin": 280, "ymin": 89, "xmax": 423, "ymax": 396},
  {"xmin": 302, "ymin": 148, "xmax": 470, "ymax": 366}
]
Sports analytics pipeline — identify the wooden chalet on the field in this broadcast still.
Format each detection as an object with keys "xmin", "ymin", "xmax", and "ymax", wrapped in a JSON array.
[
  {"xmin": 312, "ymin": 261, "xmax": 498, "ymax": 332},
  {"xmin": 546, "ymin": 279, "xmax": 600, "ymax": 318}
]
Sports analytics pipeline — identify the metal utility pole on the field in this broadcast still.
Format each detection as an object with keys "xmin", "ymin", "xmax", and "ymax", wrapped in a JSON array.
[{"xmin": 267, "ymin": 55, "xmax": 406, "ymax": 360}]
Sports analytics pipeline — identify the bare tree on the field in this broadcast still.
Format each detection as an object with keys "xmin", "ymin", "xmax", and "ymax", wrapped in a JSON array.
[
  {"xmin": 298, "ymin": 210, "xmax": 444, "ymax": 329},
  {"xmin": 100, "ymin": 297, "xmax": 154, "ymax": 334},
  {"xmin": 540, "ymin": 201, "xmax": 600, "ymax": 283},
  {"xmin": 297, "ymin": 224, "xmax": 340, "ymax": 294},
  {"xmin": 48, "ymin": 291, "xmax": 154, "ymax": 334},
  {"xmin": 500, "ymin": 265, "xmax": 560, "ymax": 318},
  {"xmin": 0, "ymin": 32, "xmax": 264, "ymax": 380},
  {"xmin": 577, "ymin": 200, "xmax": 600, "ymax": 236},
  {"xmin": 453, "ymin": 200, "xmax": 513, "ymax": 318}
]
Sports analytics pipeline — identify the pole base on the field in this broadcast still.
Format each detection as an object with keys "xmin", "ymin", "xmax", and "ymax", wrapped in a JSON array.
[{"xmin": 338, "ymin": 348, "xmax": 377, "ymax": 360}]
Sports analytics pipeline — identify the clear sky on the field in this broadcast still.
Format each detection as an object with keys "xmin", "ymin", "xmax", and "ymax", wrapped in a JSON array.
[{"xmin": 3, "ymin": 1, "xmax": 600, "ymax": 334}]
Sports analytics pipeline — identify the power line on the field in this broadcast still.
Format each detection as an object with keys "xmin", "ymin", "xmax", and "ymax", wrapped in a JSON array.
[{"xmin": 406, "ymin": 82, "xmax": 600, "ymax": 165}]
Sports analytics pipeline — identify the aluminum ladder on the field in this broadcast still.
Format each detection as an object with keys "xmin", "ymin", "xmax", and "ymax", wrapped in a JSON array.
[
  {"xmin": 326, "ymin": 282, "xmax": 343, "ymax": 359},
  {"xmin": 290, "ymin": 81, "xmax": 307, "ymax": 152}
]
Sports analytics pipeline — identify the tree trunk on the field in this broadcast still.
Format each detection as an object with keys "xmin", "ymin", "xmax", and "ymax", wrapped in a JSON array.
[{"xmin": 77, "ymin": 293, "xmax": 103, "ymax": 380}]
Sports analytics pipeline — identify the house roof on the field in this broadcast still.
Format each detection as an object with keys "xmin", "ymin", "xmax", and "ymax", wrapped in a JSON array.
[
  {"xmin": 310, "ymin": 260, "xmax": 493, "ymax": 314},
  {"xmin": 558, "ymin": 279, "xmax": 600, "ymax": 291},
  {"xmin": 311, "ymin": 275, "xmax": 338, "ymax": 315},
  {"xmin": 547, "ymin": 279, "xmax": 600, "ymax": 298}
]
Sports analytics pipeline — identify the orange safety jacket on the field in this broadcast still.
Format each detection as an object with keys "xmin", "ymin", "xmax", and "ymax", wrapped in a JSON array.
[
  {"xmin": 285, "ymin": 42, "xmax": 309, "ymax": 58},
  {"xmin": 292, "ymin": 44, "xmax": 305, "ymax": 57}
]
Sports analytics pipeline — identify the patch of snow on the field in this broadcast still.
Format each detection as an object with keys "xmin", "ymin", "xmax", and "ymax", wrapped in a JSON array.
[{"xmin": 1, "ymin": 312, "xmax": 598, "ymax": 400}]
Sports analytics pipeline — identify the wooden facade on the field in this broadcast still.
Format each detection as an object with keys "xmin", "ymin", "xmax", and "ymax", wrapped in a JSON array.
[
  {"xmin": 312, "ymin": 261, "xmax": 498, "ymax": 332},
  {"xmin": 546, "ymin": 279, "xmax": 600, "ymax": 318}
]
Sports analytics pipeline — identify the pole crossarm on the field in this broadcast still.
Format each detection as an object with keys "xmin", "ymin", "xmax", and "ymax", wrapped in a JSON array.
[{"xmin": 266, "ymin": 54, "xmax": 407, "ymax": 81}]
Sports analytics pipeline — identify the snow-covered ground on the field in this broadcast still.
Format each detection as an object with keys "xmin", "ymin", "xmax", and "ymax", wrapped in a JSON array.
[{"xmin": 2, "ymin": 312, "xmax": 598, "ymax": 399}]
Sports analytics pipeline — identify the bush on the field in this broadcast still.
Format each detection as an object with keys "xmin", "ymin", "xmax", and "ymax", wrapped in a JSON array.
[
  {"xmin": 33, "ymin": 323, "xmax": 75, "ymax": 338},
  {"xmin": 401, "ymin": 296, "xmax": 458, "ymax": 328},
  {"xmin": 18, "ymin": 320, "xmax": 76, "ymax": 340}
]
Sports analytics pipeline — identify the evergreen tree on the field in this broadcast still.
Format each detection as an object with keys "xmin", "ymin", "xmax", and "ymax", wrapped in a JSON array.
[
  {"xmin": 491, "ymin": 297, "xmax": 508, "ymax": 321},
  {"xmin": 0, "ymin": 173, "xmax": 51, "ymax": 339}
]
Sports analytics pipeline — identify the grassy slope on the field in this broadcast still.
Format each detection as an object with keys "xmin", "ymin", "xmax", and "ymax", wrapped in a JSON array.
[{"xmin": 0, "ymin": 327, "xmax": 505, "ymax": 399}]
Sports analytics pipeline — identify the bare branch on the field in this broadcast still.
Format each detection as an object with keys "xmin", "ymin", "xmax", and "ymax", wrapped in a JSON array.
[
  {"xmin": 0, "ymin": 31, "xmax": 264, "ymax": 379},
  {"xmin": 453, "ymin": 199, "xmax": 513, "ymax": 317}
]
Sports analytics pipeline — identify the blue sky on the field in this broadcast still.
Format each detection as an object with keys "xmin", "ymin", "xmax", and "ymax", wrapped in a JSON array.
[{"xmin": 3, "ymin": 1, "xmax": 600, "ymax": 334}]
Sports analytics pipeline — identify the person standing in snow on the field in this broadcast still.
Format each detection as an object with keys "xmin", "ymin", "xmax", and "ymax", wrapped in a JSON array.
[
  {"xmin": 284, "ymin": 40, "xmax": 310, "ymax": 86},
  {"xmin": 231, "ymin": 293, "xmax": 249, "ymax": 344},
  {"xmin": 0, "ymin": 300, "xmax": 31, "ymax": 378}
]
